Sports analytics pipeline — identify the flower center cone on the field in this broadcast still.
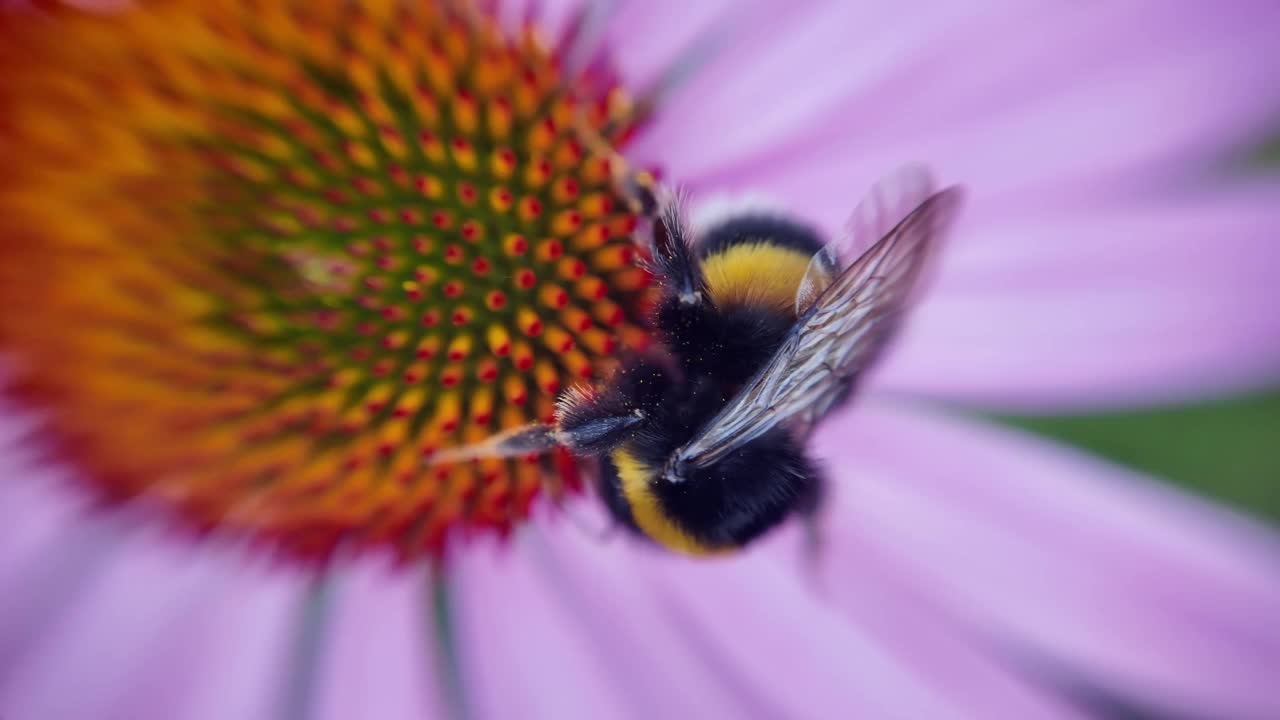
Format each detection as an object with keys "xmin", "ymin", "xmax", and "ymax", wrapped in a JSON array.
[{"xmin": 0, "ymin": 0, "xmax": 655, "ymax": 563}]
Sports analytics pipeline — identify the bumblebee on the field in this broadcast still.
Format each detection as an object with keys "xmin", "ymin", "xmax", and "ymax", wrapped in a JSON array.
[{"xmin": 433, "ymin": 165, "xmax": 963, "ymax": 555}]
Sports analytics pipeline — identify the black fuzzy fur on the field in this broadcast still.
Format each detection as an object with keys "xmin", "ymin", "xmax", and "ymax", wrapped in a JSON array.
[
  {"xmin": 621, "ymin": 365, "xmax": 823, "ymax": 547},
  {"xmin": 578, "ymin": 208, "xmax": 832, "ymax": 550},
  {"xmin": 696, "ymin": 214, "xmax": 824, "ymax": 260}
]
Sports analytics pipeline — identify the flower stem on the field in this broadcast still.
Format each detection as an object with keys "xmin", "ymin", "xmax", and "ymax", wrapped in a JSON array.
[
  {"xmin": 428, "ymin": 566, "xmax": 472, "ymax": 720},
  {"xmin": 280, "ymin": 571, "xmax": 334, "ymax": 720}
]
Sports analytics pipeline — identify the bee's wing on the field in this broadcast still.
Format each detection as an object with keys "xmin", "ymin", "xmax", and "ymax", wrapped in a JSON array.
[
  {"xmin": 674, "ymin": 184, "xmax": 964, "ymax": 474},
  {"xmin": 796, "ymin": 165, "xmax": 936, "ymax": 316}
]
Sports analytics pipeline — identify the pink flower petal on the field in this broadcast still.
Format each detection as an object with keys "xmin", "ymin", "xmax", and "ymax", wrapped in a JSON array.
[
  {"xmin": 870, "ymin": 187, "xmax": 1280, "ymax": 409},
  {"xmin": 482, "ymin": 513, "xmax": 762, "ymax": 718},
  {"xmin": 0, "ymin": 412, "xmax": 308, "ymax": 720},
  {"xmin": 808, "ymin": 538, "xmax": 1090, "ymax": 720},
  {"xmin": 498, "ymin": 0, "xmax": 580, "ymax": 37},
  {"xmin": 312, "ymin": 560, "xmax": 449, "ymax": 720},
  {"xmin": 160, "ymin": 565, "xmax": 308, "ymax": 720},
  {"xmin": 0, "ymin": 539, "xmax": 210, "ymax": 720},
  {"xmin": 814, "ymin": 400, "xmax": 1280, "ymax": 720},
  {"xmin": 109, "ymin": 558, "xmax": 307, "ymax": 720},
  {"xmin": 670, "ymin": 2, "xmax": 1280, "ymax": 230},
  {"xmin": 598, "ymin": 0, "xmax": 739, "ymax": 90},
  {"xmin": 447, "ymin": 532, "xmax": 641, "ymax": 720},
  {"xmin": 0, "ymin": 493, "xmax": 121, "ymax": 691},
  {"xmin": 0, "ymin": 453, "xmax": 87, "ymax": 588},
  {"xmin": 627, "ymin": 532, "xmax": 1070, "ymax": 719},
  {"xmin": 626, "ymin": 1, "xmax": 978, "ymax": 181},
  {"xmin": 601, "ymin": 0, "xmax": 1280, "ymax": 411},
  {"xmin": 453, "ymin": 500, "xmax": 1085, "ymax": 718},
  {"xmin": 455, "ymin": 522, "xmax": 958, "ymax": 719},
  {"xmin": 0, "ymin": 518, "xmax": 306, "ymax": 720}
]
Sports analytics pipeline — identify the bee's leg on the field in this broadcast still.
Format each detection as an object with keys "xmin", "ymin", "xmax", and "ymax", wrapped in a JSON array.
[
  {"xmin": 572, "ymin": 110, "xmax": 660, "ymax": 219},
  {"xmin": 795, "ymin": 472, "xmax": 829, "ymax": 591},
  {"xmin": 594, "ymin": 518, "xmax": 619, "ymax": 542},
  {"xmin": 803, "ymin": 514, "xmax": 826, "ymax": 578},
  {"xmin": 558, "ymin": 508, "xmax": 619, "ymax": 544},
  {"xmin": 555, "ymin": 385, "xmax": 647, "ymax": 456},
  {"xmin": 609, "ymin": 161, "xmax": 660, "ymax": 220},
  {"xmin": 552, "ymin": 493, "xmax": 620, "ymax": 544},
  {"xmin": 557, "ymin": 356, "xmax": 672, "ymax": 456},
  {"xmin": 573, "ymin": 115, "xmax": 699, "ymax": 304},
  {"xmin": 574, "ymin": 106, "xmax": 705, "ymax": 313},
  {"xmin": 541, "ymin": 457, "xmax": 619, "ymax": 544}
]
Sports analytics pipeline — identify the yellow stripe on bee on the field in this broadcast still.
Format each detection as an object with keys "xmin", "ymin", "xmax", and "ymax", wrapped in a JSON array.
[
  {"xmin": 701, "ymin": 242, "xmax": 813, "ymax": 315},
  {"xmin": 612, "ymin": 447, "xmax": 722, "ymax": 556}
]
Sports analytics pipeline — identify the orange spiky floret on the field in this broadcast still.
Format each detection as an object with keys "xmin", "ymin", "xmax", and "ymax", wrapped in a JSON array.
[{"xmin": 0, "ymin": 0, "xmax": 654, "ymax": 563}]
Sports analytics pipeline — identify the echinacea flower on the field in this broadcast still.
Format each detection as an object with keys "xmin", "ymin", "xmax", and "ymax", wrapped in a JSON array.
[{"xmin": 2, "ymin": 1, "xmax": 1279, "ymax": 719}]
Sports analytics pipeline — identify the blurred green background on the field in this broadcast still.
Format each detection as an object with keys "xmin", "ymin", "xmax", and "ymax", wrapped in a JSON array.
[{"xmin": 993, "ymin": 388, "xmax": 1280, "ymax": 525}]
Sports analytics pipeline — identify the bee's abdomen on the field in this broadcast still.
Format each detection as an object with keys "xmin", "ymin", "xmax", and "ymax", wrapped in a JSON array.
[
  {"xmin": 608, "ymin": 446, "xmax": 724, "ymax": 555},
  {"xmin": 606, "ymin": 431, "xmax": 821, "ymax": 556},
  {"xmin": 656, "ymin": 431, "xmax": 820, "ymax": 550},
  {"xmin": 596, "ymin": 454, "xmax": 642, "ymax": 536}
]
